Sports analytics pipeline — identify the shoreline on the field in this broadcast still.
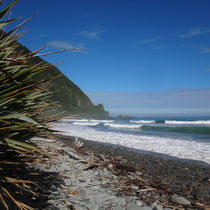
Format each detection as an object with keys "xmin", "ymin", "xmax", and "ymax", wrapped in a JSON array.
[
  {"xmin": 55, "ymin": 134, "xmax": 210, "ymax": 205},
  {"xmin": 56, "ymin": 134, "xmax": 210, "ymax": 168},
  {"xmin": 53, "ymin": 119, "xmax": 210, "ymax": 167}
]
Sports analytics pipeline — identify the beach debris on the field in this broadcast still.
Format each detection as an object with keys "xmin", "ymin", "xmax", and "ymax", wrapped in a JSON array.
[
  {"xmin": 29, "ymin": 136, "xmax": 210, "ymax": 210},
  {"xmin": 79, "ymin": 154, "xmax": 95, "ymax": 170},
  {"xmin": 137, "ymin": 188, "xmax": 155, "ymax": 193},
  {"xmin": 62, "ymin": 150, "xmax": 81, "ymax": 160},
  {"xmin": 74, "ymin": 136, "xmax": 84, "ymax": 149},
  {"xmin": 158, "ymin": 201, "xmax": 183, "ymax": 210},
  {"xmin": 99, "ymin": 154, "xmax": 108, "ymax": 162},
  {"xmin": 65, "ymin": 189, "xmax": 79, "ymax": 196}
]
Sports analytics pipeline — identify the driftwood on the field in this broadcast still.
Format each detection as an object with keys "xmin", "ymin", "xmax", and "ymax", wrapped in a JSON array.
[
  {"xmin": 62, "ymin": 150, "xmax": 81, "ymax": 161},
  {"xmin": 137, "ymin": 188, "xmax": 156, "ymax": 193},
  {"xmin": 73, "ymin": 154, "xmax": 98, "ymax": 171}
]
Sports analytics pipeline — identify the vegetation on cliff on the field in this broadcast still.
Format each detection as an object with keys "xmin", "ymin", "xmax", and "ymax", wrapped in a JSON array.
[{"xmin": 17, "ymin": 45, "xmax": 109, "ymax": 118}]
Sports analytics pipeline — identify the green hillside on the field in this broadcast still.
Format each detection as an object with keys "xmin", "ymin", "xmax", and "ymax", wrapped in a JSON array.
[{"xmin": 18, "ymin": 44, "xmax": 109, "ymax": 118}]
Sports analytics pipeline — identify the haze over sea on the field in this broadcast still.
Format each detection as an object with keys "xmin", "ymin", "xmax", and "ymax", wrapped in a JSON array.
[{"xmin": 53, "ymin": 116, "xmax": 210, "ymax": 167}]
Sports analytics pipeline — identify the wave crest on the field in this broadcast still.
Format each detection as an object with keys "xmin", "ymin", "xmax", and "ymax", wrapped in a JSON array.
[
  {"xmin": 166, "ymin": 120, "xmax": 210, "ymax": 125},
  {"xmin": 73, "ymin": 122, "xmax": 99, "ymax": 126},
  {"xmin": 131, "ymin": 120, "xmax": 155, "ymax": 124},
  {"xmin": 104, "ymin": 123, "xmax": 141, "ymax": 129}
]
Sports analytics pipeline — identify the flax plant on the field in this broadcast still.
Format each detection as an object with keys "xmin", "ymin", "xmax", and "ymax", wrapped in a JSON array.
[{"xmin": 0, "ymin": 1, "xmax": 59, "ymax": 209}]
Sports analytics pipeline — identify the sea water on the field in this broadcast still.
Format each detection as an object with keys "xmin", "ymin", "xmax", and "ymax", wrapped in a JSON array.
[{"xmin": 52, "ymin": 117, "xmax": 210, "ymax": 166}]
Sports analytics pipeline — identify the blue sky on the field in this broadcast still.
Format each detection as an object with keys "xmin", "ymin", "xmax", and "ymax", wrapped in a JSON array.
[{"xmin": 4, "ymin": 0, "xmax": 210, "ymax": 116}]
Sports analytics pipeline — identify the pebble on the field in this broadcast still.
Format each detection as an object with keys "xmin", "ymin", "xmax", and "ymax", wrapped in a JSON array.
[
  {"xmin": 86, "ymin": 200, "xmax": 100, "ymax": 210},
  {"xmin": 94, "ymin": 171, "xmax": 100, "ymax": 176},
  {"xmin": 139, "ymin": 206, "xmax": 153, "ymax": 210},
  {"xmin": 136, "ymin": 200, "xmax": 143, "ymax": 207},
  {"xmin": 130, "ymin": 185, "xmax": 139, "ymax": 191},
  {"xmin": 74, "ymin": 204, "xmax": 88, "ymax": 210},
  {"xmin": 108, "ymin": 163, "xmax": 114, "ymax": 169},
  {"xmin": 64, "ymin": 179, "xmax": 72, "ymax": 186},
  {"xmin": 171, "ymin": 194, "xmax": 191, "ymax": 205},
  {"xmin": 126, "ymin": 203, "xmax": 141, "ymax": 210},
  {"xmin": 69, "ymin": 196, "xmax": 83, "ymax": 204},
  {"xmin": 113, "ymin": 204, "xmax": 124, "ymax": 210},
  {"xmin": 136, "ymin": 171, "xmax": 142, "ymax": 176}
]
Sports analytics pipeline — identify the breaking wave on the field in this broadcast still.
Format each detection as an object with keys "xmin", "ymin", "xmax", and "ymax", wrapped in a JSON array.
[
  {"xmin": 165, "ymin": 120, "xmax": 210, "ymax": 125},
  {"xmin": 140, "ymin": 125, "xmax": 210, "ymax": 135},
  {"xmin": 73, "ymin": 122, "xmax": 100, "ymax": 126},
  {"xmin": 52, "ymin": 122, "xmax": 210, "ymax": 165},
  {"xmin": 104, "ymin": 123, "xmax": 142, "ymax": 129},
  {"xmin": 130, "ymin": 120, "xmax": 155, "ymax": 124}
]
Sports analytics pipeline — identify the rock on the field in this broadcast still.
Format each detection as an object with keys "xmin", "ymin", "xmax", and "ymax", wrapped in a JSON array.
[
  {"xmin": 136, "ymin": 171, "xmax": 142, "ymax": 176},
  {"xmin": 171, "ymin": 194, "xmax": 191, "ymax": 205},
  {"xmin": 127, "ymin": 203, "xmax": 151, "ymax": 210},
  {"xmin": 57, "ymin": 203, "xmax": 65, "ymax": 209},
  {"xmin": 116, "ymin": 197, "xmax": 126, "ymax": 206},
  {"xmin": 78, "ymin": 186, "xmax": 89, "ymax": 197},
  {"xmin": 91, "ymin": 186, "xmax": 100, "ymax": 190},
  {"xmin": 108, "ymin": 163, "xmax": 114, "ymax": 169},
  {"xmin": 139, "ymin": 206, "xmax": 153, "ymax": 210},
  {"xmin": 94, "ymin": 171, "xmax": 100, "ymax": 176},
  {"xmin": 78, "ymin": 177, "xmax": 86, "ymax": 182},
  {"xmin": 136, "ymin": 200, "xmax": 143, "ymax": 207},
  {"xmin": 155, "ymin": 204, "xmax": 164, "ymax": 210},
  {"xmin": 74, "ymin": 204, "xmax": 88, "ymax": 210},
  {"xmin": 64, "ymin": 200, "xmax": 72, "ymax": 206},
  {"xmin": 69, "ymin": 196, "xmax": 83, "ymax": 204},
  {"xmin": 102, "ymin": 168, "xmax": 109, "ymax": 175},
  {"xmin": 65, "ymin": 151, "xmax": 81, "ymax": 160},
  {"xmin": 90, "ymin": 195, "xmax": 107, "ymax": 207},
  {"xmin": 86, "ymin": 200, "xmax": 100, "ymax": 210},
  {"xmin": 130, "ymin": 185, "xmax": 139, "ymax": 191},
  {"xmin": 151, "ymin": 201, "xmax": 158, "ymax": 208},
  {"xmin": 102, "ymin": 180, "xmax": 109, "ymax": 185},
  {"xmin": 113, "ymin": 204, "xmax": 124, "ymax": 210},
  {"xmin": 51, "ymin": 191, "xmax": 59, "ymax": 195},
  {"xmin": 47, "ymin": 199, "xmax": 57, "ymax": 205},
  {"xmin": 105, "ymin": 195, "xmax": 117, "ymax": 205}
]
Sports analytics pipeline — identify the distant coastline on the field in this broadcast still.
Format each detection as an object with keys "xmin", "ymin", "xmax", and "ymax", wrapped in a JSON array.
[{"xmin": 109, "ymin": 114, "xmax": 136, "ymax": 119}]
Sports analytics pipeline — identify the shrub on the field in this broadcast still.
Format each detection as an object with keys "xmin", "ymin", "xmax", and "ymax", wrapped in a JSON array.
[{"xmin": 0, "ymin": 1, "xmax": 57, "ymax": 208}]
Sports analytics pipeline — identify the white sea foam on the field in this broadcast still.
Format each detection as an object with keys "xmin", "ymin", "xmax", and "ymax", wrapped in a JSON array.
[
  {"xmin": 165, "ymin": 120, "xmax": 210, "ymax": 125},
  {"xmin": 60, "ymin": 118, "xmax": 114, "ymax": 123},
  {"xmin": 52, "ymin": 122, "xmax": 210, "ymax": 165},
  {"xmin": 61, "ymin": 119, "xmax": 89, "ymax": 122},
  {"xmin": 104, "ymin": 123, "xmax": 141, "ymax": 129},
  {"xmin": 90, "ymin": 119, "xmax": 114, "ymax": 123},
  {"xmin": 131, "ymin": 120, "xmax": 155, "ymax": 124},
  {"xmin": 73, "ymin": 122, "xmax": 99, "ymax": 126}
]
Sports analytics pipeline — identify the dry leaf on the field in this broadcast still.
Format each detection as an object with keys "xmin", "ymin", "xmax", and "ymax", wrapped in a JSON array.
[{"xmin": 65, "ymin": 189, "xmax": 79, "ymax": 196}]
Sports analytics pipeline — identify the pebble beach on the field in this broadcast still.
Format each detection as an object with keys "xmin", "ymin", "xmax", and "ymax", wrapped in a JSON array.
[{"xmin": 29, "ymin": 134, "xmax": 210, "ymax": 210}]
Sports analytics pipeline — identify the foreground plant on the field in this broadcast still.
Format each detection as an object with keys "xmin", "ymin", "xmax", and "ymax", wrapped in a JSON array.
[{"xmin": 0, "ymin": 1, "xmax": 59, "ymax": 209}]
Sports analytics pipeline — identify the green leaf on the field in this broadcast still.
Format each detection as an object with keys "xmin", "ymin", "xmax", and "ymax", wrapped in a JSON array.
[
  {"xmin": 0, "ymin": 0, "xmax": 19, "ymax": 20},
  {"xmin": 4, "ymin": 138, "xmax": 42, "ymax": 153},
  {"xmin": 0, "ymin": 18, "xmax": 20, "ymax": 29},
  {"xmin": 0, "ymin": 113, "xmax": 43, "ymax": 126}
]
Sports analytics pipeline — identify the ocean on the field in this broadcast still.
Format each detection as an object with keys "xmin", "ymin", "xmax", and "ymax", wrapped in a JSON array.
[{"xmin": 52, "ymin": 116, "xmax": 210, "ymax": 166}]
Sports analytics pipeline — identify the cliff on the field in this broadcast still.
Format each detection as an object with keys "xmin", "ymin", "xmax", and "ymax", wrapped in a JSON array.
[{"xmin": 18, "ymin": 44, "xmax": 109, "ymax": 118}]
